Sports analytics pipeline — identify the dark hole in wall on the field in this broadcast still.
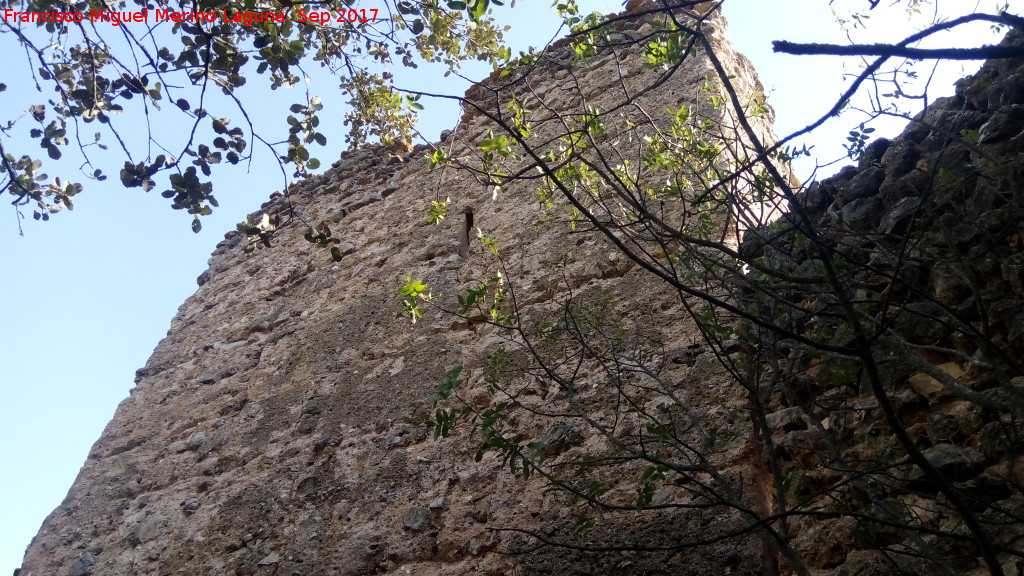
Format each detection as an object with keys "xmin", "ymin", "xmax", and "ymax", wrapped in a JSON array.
[{"xmin": 460, "ymin": 208, "xmax": 474, "ymax": 258}]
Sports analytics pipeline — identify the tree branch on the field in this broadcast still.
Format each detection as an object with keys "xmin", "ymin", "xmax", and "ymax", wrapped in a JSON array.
[{"xmin": 772, "ymin": 41, "xmax": 1024, "ymax": 60}]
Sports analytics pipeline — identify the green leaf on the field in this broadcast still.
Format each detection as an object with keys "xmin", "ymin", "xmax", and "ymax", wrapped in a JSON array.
[
  {"xmin": 330, "ymin": 247, "xmax": 343, "ymax": 261},
  {"xmin": 469, "ymin": 0, "xmax": 489, "ymax": 20},
  {"xmin": 191, "ymin": 216, "xmax": 202, "ymax": 233}
]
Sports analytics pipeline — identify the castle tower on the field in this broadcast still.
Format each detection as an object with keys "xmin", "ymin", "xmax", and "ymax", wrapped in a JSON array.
[{"xmin": 18, "ymin": 6, "xmax": 778, "ymax": 575}]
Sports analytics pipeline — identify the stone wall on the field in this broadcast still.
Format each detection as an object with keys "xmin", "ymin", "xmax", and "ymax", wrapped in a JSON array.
[
  {"xmin": 737, "ymin": 30, "xmax": 1024, "ymax": 576},
  {"xmin": 18, "ymin": 6, "xmax": 777, "ymax": 576},
  {"xmin": 21, "ymin": 6, "xmax": 1024, "ymax": 576}
]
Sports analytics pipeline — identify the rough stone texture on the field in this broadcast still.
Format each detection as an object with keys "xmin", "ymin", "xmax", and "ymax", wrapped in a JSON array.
[
  {"xmin": 23, "ymin": 9, "xmax": 1024, "ymax": 576},
  {"xmin": 18, "ymin": 6, "xmax": 776, "ymax": 576},
  {"xmin": 740, "ymin": 29, "xmax": 1024, "ymax": 576}
]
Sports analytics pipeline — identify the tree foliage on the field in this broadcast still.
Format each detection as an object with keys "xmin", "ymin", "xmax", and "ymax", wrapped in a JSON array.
[{"xmin": 0, "ymin": 0, "xmax": 509, "ymax": 230}]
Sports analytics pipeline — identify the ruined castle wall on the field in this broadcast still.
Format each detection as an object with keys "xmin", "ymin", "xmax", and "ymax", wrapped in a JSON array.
[
  {"xmin": 736, "ymin": 31, "xmax": 1024, "ymax": 576},
  {"xmin": 18, "ymin": 7, "xmax": 776, "ymax": 576}
]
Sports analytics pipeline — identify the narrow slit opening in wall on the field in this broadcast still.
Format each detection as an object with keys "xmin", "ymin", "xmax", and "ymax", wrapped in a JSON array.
[{"xmin": 460, "ymin": 208, "xmax": 474, "ymax": 258}]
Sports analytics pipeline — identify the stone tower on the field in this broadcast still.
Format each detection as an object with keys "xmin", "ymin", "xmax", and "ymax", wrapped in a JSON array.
[{"xmin": 18, "ymin": 6, "xmax": 778, "ymax": 575}]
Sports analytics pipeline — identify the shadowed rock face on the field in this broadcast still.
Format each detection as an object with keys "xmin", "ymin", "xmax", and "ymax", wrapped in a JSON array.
[
  {"xmin": 737, "ymin": 31, "xmax": 1024, "ymax": 576},
  {"xmin": 18, "ymin": 8, "xmax": 775, "ymax": 576}
]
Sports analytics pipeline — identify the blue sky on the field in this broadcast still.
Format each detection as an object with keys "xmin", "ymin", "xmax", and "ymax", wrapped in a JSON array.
[{"xmin": 0, "ymin": 0, "xmax": 1011, "ymax": 571}]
